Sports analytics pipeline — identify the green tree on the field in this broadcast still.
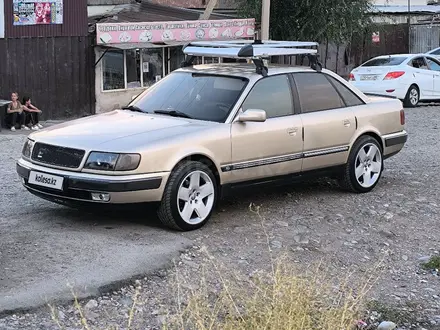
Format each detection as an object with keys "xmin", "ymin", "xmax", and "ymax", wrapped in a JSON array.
[{"xmin": 239, "ymin": 0, "xmax": 374, "ymax": 44}]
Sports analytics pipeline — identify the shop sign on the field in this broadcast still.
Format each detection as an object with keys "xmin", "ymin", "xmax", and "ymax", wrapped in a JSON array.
[
  {"xmin": 13, "ymin": 0, "xmax": 63, "ymax": 25},
  {"xmin": 372, "ymin": 31, "xmax": 380, "ymax": 43},
  {"xmin": 96, "ymin": 18, "xmax": 255, "ymax": 45}
]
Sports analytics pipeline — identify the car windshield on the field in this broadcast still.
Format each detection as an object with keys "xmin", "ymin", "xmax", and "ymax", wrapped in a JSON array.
[
  {"xmin": 362, "ymin": 56, "xmax": 407, "ymax": 67},
  {"xmin": 127, "ymin": 72, "xmax": 248, "ymax": 122}
]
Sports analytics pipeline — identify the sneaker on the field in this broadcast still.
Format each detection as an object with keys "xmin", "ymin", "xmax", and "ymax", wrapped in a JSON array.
[
  {"xmin": 37, "ymin": 124, "xmax": 43, "ymax": 129},
  {"xmin": 11, "ymin": 127, "xmax": 16, "ymax": 132},
  {"xmin": 22, "ymin": 125, "xmax": 30, "ymax": 131},
  {"xmin": 31, "ymin": 125, "xmax": 39, "ymax": 130}
]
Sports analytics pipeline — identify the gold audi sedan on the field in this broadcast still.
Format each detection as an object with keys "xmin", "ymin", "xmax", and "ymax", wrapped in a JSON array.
[{"xmin": 16, "ymin": 59, "xmax": 407, "ymax": 231}]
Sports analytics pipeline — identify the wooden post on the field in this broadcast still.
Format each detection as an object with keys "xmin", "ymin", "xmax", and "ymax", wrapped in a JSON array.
[
  {"xmin": 261, "ymin": 0, "xmax": 270, "ymax": 40},
  {"xmin": 199, "ymin": 0, "xmax": 218, "ymax": 20}
]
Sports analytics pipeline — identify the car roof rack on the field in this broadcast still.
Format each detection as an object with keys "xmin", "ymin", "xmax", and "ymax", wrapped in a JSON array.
[{"xmin": 181, "ymin": 39, "xmax": 322, "ymax": 76}]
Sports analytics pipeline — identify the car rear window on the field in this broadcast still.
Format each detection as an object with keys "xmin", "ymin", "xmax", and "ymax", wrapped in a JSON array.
[{"xmin": 362, "ymin": 57, "xmax": 407, "ymax": 67}]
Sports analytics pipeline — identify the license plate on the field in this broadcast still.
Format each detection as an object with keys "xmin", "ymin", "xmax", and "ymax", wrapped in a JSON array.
[
  {"xmin": 28, "ymin": 171, "xmax": 64, "ymax": 191},
  {"xmin": 360, "ymin": 74, "xmax": 378, "ymax": 81}
]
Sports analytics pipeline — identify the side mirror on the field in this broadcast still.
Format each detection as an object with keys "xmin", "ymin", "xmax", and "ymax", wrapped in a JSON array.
[{"xmin": 237, "ymin": 109, "xmax": 267, "ymax": 123}]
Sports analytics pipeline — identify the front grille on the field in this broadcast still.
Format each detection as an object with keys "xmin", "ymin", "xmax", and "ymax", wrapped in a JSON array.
[{"xmin": 31, "ymin": 143, "xmax": 85, "ymax": 168}]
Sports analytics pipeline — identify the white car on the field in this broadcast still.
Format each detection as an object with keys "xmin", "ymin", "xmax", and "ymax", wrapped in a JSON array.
[
  {"xmin": 349, "ymin": 53, "xmax": 440, "ymax": 107},
  {"xmin": 426, "ymin": 47, "xmax": 440, "ymax": 60}
]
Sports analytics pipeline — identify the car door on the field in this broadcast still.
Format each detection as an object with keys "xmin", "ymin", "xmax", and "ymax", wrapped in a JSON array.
[
  {"xmin": 410, "ymin": 56, "xmax": 434, "ymax": 98},
  {"xmin": 426, "ymin": 56, "xmax": 440, "ymax": 98},
  {"xmin": 292, "ymin": 72, "xmax": 359, "ymax": 172},
  {"xmin": 228, "ymin": 74, "xmax": 303, "ymax": 183}
]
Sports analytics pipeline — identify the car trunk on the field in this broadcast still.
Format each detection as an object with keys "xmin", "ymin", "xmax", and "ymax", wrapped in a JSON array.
[{"xmin": 351, "ymin": 66, "xmax": 394, "ymax": 82}]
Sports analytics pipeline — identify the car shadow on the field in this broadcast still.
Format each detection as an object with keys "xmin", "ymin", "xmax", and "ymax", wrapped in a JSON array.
[{"xmin": 41, "ymin": 202, "xmax": 164, "ymax": 230}]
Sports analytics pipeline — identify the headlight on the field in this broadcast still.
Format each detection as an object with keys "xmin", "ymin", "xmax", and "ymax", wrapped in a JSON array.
[
  {"xmin": 84, "ymin": 152, "xmax": 141, "ymax": 171},
  {"xmin": 22, "ymin": 139, "xmax": 35, "ymax": 158}
]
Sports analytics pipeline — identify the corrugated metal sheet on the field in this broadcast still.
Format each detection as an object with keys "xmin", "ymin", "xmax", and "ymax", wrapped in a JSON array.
[
  {"xmin": 5, "ymin": 0, "xmax": 88, "ymax": 38},
  {"xmin": 275, "ymin": 24, "xmax": 409, "ymax": 79},
  {"xmin": 0, "ymin": 36, "xmax": 95, "ymax": 119},
  {"xmin": 349, "ymin": 24, "xmax": 409, "ymax": 66},
  {"xmin": 410, "ymin": 24, "xmax": 440, "ymax": 53}
]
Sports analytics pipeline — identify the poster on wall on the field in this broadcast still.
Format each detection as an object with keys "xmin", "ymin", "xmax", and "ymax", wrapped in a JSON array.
[
  {"xmin": 96, "ymin": 18, "xmax": 255, "ymax": 45},
  {"xmin": 0, "ymin": 0, "xmax": 4, "ymax": 38},
  {"xmin": 13, "ymin": 0, "xmax": 63, "ymax": 25}
]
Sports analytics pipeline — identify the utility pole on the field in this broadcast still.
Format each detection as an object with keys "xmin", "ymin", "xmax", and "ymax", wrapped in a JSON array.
[
  {"xmin": 199, "ymin": 0, "xmax": 218, "ymax": 20},
  {"xmin": 261, "ymin": 0, "xmax": 270, "ymax": 40}
]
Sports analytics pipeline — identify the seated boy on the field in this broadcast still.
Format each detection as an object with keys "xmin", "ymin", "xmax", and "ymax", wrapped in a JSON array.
[
  {"xmin": 5, "ymin": 92, "xmax": 27, "ymax": 131},
  {"xmin": 22, "ymin": 96, "xmax": 43, "ymax": 130}
]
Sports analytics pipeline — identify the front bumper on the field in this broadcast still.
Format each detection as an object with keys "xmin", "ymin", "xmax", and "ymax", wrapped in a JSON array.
[{"xmin": 16, "ymin": 158, "xmax": 169, "ymax": 205}]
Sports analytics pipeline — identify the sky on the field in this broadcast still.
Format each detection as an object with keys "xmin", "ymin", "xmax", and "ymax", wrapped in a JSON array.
[{"xmin": 374, "ymin": 0, "xmax": 429, "ymax": 4}]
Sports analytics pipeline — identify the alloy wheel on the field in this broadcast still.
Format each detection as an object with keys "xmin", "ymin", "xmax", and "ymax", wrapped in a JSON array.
[
  {"xmin": 354, "ymin": 143, "xmax": 382, "ymax": 188},
  {"xmin": 177, "ymin": 170, "xmax": 215, "ymax": 225},
  {"xmin": 409, "ymin": 88, "xmax": 419, "ymax": 106}
]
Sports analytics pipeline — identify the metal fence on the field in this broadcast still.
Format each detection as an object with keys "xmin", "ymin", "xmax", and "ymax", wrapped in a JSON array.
[
  {"xmin": 0, "ymin": 36, "xmax": 96, "ymax": 120},
  {"xmin": 410, "ymin": 24, "xmax": 440, "ymax": 53}
]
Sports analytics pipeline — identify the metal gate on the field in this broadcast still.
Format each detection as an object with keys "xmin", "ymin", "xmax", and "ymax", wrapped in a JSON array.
[{"xmin": 410, "ymin": 24, "xmax": 440, "ymax": 53}]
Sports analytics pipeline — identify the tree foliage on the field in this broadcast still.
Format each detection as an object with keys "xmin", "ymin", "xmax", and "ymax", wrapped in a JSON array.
[{"xmin": 239, "ymin": 0, "xmax": 375, "ymax": 44}]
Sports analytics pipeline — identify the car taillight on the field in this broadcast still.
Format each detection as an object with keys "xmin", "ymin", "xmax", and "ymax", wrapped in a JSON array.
[
  {"xmin": 384, "ymin": 71, "xmax": 405, "ymax": 80},
  {"xmin": 349, "ymin": 73, "xmax": 355, "ymax": 81},
  {"xmin": 400, "ymin": 109, "xmax": 405, "ymax": 125}
]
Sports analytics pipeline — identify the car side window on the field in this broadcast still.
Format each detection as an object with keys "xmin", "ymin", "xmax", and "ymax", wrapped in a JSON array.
[
  {"xmin": 431, "ymin": 49, "xmax": 440, "ymax": 55},
  {"xmin": 241, "ymin": 74, "xmax": 294, "ymax": 119},
  {"xmin": 426, "ymin": 57, "xmax": 440, "ymax": 71},
  {"xmin": 412, "ymin": 57, "xmax": 429, "ymax": 70},
  {"xmin": 326, "ymin": 75, "xmax": 364, "ymax": 107},
  {"xmin": 293, "ymin": 72, "xmax": 345, "ymax": 113}
]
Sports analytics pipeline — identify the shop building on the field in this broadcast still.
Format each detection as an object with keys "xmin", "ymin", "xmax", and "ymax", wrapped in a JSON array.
[{"xmin": 89, "ymin": 1, "xmax": 255, "ymax": 113}]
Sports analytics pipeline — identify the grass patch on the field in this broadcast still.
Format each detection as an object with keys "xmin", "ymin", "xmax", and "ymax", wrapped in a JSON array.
[
  {"xmin": 421, "ymin": 256, "xmax": 440, "ymax": 270},
  {"xmin": 164, "ymin": 256, "xmax": 378, "ymax": 330},
  {"xmin": 365, "ymin": 300, "xmax": 417, "ymax": 325}
]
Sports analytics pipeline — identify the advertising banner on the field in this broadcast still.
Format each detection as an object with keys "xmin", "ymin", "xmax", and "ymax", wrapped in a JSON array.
[
  {"xmin": 96, "ymin": 18, "xmax": 255, "ymax": 45},
  {"xmin": 13, "ymin": 0, "xmax": 63, "ymax": 25},
  {"xmin": 0, "ymin": 0, "xmax": 4, "ymax": 38}
]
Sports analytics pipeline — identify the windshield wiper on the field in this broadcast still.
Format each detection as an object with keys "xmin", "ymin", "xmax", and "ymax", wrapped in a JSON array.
[
  {"xmin": 122, "ymin": 105, "xmax": 144, "ymax": 113},
  {"xmin": 154, "ymin": 109, "xmax": 193, "ymax": 119}
]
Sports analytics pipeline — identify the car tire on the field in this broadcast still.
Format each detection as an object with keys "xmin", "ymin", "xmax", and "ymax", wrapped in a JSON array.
[
  {"xmin": 157, "ymin": 160, "xmax": 218, "ymax": 231},
  {"xmin": 339, "ymin": 136, "xmax": 384, "ymax": 193},
  {"xmin": 403, "ymin": 85, "xmax": 419, "ymax": 108}
]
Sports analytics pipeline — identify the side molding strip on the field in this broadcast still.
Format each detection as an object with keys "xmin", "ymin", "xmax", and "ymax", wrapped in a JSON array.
[{"xmin": 221, "ymin": 145, "xmax": 349, "ymax": 172}]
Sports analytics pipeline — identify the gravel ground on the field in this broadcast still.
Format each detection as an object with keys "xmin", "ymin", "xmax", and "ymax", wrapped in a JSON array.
[{"xmin": 0, "ymin": 106, "xmax": 439, "ymax": 330}]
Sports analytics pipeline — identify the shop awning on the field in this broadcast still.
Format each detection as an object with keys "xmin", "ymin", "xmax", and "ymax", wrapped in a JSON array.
[
  {"xmin": 96, "ymin": 40, "xmax": 191, "ymax": 50},
  {"xmin": 95, "ymin": 18, "xmax": 255, "ymax": 47}
]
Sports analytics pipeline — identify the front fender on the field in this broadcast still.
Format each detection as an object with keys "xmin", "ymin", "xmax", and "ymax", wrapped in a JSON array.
[{"xmin": 165, "ymin": 147, "xmax": 226, "ymax": 183}]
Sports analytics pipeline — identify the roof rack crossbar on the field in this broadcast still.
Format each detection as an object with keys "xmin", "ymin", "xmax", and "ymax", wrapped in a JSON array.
[{"xmin": 181, "ymin": 39, "xmax": 321, "ymax": 75}]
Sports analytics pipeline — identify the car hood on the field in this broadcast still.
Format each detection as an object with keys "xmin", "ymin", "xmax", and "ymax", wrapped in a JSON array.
[{"xmin": 29, "ymin": 110, "xmax": 216, "ymax": 150}]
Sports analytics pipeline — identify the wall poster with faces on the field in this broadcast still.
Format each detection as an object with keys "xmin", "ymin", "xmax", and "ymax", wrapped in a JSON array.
[{"xmin": 13, "ymin": 0, "xmax": 63, "ymax": 25}]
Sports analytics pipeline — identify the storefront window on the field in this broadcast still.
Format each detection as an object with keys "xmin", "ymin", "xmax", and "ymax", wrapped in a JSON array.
[
  {"xmin": 102, "ymin": 50, "xmax": 124, "ymax": 91},
  {"xmin": 141, "ymin": 48, "xmax": 163, "ymax": 87},
  {"xmin": 101, "ymin": 47, "xmax": 221, "ymax": 92},
  {"xmin": 203, "ymin": 57, "xmax": 220, "ymax": 64},
  {"xmin": 169, "ymin": 47, "xmax": 186, "ymax": 72},
  {"xmin": 126, "ymin": 49, "xmax": 141, "ymax": 89}
]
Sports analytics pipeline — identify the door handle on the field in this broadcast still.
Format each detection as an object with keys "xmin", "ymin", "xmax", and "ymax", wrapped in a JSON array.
[
  {"xmin": 343, "ymin": 119, "xmax": 351, "ymax": 127},
  {"xmin": 287, "ymin": 127, "xmax": 298, "ymax": 136}
]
